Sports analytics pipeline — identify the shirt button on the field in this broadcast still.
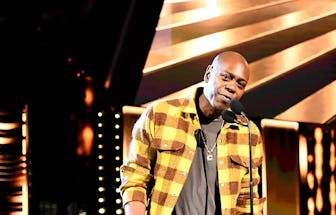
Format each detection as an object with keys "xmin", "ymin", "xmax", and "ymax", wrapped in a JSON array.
[
  {"xmin": 219, "ymin": 160, "xmax": 223, "ymax": 165},
  {"xmin": 171, "ymin": 193, "xmax": 177, "ymax": 197},
  {"xmin": 221, "ymin": 183, "xmax": 224, "ymax": 187},
  {"xmin": 189, "ymin": 150, "xmax": 193, "ymax": 155},
  {"xmin": 163, "ymin": 144, "xmax": 168, "ymax": 148},
  {"xmin": 181, "ymin": 172, "xmax": 186, "ymax": 176},
  {"xmin": 219, "ymin": 139, "xmax": 222, "ymax": 143}
]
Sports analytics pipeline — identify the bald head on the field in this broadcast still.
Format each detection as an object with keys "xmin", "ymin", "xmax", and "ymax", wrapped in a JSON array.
[{"xmin": 211, "ymin": 51, "xmax": 250, "ymax": 82}]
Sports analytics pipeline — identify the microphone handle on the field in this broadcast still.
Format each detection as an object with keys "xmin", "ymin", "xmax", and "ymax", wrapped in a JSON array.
[{"xmin": 247, "ymin": 119, "xmax": 253, "ymax": 214}]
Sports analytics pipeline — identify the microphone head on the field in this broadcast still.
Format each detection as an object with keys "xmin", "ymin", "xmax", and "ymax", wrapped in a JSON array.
[
  {"xmin": 221, "ymin": 110, "xmax": 237, "ymax": 123},
  {"xmin": 229, "ymin": 99, "xmax": 245, "ymax": 115}
]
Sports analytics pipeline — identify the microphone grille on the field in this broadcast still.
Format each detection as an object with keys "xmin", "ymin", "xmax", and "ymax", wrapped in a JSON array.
[
  {"xmin": 229, "ymin": 99, "xmax": 245, "ymax": 114},
  {"xmin": 221, "ymin": 110, "xmax": 237, "ymax": 123}
]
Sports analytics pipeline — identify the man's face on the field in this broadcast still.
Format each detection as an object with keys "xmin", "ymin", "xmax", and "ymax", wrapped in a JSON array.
[{"xmin": 203, "ymin": 61, "xmax": 249, "ymax": 111}]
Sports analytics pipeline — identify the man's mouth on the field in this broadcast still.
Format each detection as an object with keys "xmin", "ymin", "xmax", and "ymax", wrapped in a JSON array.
[{"xmin": 221, "ymin": 94, "xmax": 232, "ymax": 103}]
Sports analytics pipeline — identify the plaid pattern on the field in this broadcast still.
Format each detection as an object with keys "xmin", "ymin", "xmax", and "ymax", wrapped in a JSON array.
[{"xmin": 120, "ymin": 87, "xmax": 266, "ymax": 214}]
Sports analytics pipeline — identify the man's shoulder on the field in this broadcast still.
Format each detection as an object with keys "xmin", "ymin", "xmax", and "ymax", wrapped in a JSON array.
[{"xmin": 151, "ymin": 96, "xmax": 189, "ymax": 108}]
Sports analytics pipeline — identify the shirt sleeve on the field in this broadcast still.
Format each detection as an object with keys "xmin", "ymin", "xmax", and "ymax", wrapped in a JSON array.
[{"xmin": 119, "ymin": 105, "xmax": 157, "ymax": 208}]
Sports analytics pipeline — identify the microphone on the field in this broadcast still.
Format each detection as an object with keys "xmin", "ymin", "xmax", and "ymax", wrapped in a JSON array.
[
  {"xmin": 228, "ymin": 99, "xmax": 254, "ymax": 214},
  {"xmin": 229, "ymin": 99, "xmax": 248, "ymax": 120},
  {"xmin": 221, "ymin": 110, "xmax": 247, "ymax": 126}
]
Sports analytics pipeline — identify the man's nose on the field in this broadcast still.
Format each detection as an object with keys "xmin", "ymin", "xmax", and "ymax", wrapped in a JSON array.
[{"xmin": 225, "ymin": 81, "xmax": 236, "ymax": 94}]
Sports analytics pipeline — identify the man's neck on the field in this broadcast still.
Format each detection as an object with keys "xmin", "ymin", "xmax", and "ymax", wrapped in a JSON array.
[{"xmin": 197, "ymin": 93, "xmax": 221, "ymax": 124}]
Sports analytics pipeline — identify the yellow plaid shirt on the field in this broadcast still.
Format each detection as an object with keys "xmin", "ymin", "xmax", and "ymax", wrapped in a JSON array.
[{"xmin": 120, "ymin": 87, "xmax": 266, "ymax": 214}]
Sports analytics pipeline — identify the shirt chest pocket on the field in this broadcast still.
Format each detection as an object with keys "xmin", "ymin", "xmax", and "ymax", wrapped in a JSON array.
[
  {"xmin": 230, "ymin": 155, "xmax": 262, "ymax": 175},
  {"xmin": 151, "ymin": 137, "xmax": 186, "ymax": 167}
]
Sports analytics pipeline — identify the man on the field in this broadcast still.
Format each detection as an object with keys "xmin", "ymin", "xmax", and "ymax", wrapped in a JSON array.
[{"xmin": 119, "ymin": 51, "xmax": 266, "ymax": 214}]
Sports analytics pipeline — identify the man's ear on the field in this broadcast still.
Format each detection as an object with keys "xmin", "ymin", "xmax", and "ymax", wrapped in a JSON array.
[{"xmin": 204, "ymin": 65, "xmax": 212, "ymax": 82}]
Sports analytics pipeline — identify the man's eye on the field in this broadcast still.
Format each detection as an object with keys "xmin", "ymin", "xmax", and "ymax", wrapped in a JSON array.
[
  {"xmin": 222, "ymin": 73, "xmax": 231, "ymax": 80},
  {"xmin": 237, "ymin": 82, "xmax": 246, "ymax": 89}
]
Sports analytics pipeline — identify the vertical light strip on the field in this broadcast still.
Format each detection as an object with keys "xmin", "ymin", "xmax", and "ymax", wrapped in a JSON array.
[
  {"xmin": 314, "ymin": 127, "xmax": 323, "ymax": 212},
  {"xmin": 96, "ymin": 111, "xmax": 106, "ymax": 215},
  {"xmin": 22, "ymin": 105, "xmax": 29, "ymax": 215},
  {"xmin": 330, "ymin": 129, "xmax": 335, "ymax": 215},
  {"xmin": 299, "ymin": 134, "xmax": 308, "ymax": 183},
  {"xmin": 306, "ymin": 129, "xmax": 315, "ymax": 215},
  {"xmin": 114, "ymin": 111, "xmax": 123, "ymax": 215}
]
